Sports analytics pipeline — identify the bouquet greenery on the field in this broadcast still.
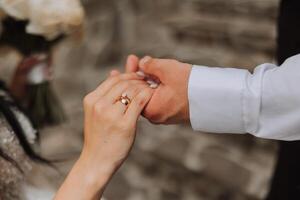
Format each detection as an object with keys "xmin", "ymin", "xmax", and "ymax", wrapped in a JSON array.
[{"xmin": 0, "ymin": 17, "xmax": 65, "ymax": 127}]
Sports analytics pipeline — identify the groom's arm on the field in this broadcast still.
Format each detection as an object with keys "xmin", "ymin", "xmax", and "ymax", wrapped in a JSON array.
[
  {"xmin": 189, "ymin": 54, "xmax": 300, "ymax": 141},
  {"xmin": 124, "ymin": 54, "xmax": 300, "ymax": 141}
]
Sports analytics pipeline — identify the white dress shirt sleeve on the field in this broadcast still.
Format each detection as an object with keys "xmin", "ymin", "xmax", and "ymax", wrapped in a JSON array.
[{"xmin": 188, "ymin": 54, "xmax": 300, "ymax": 141}]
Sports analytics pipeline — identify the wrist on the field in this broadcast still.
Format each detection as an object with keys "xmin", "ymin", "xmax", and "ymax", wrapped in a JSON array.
[
  {"xmin": 76, "ymin": 152, "xmax": 116, "ymax": 188},
  {"xmin": 55, "ymin": 154, "xmax": 113, "ymax": 199},
  {"xmin": 183, "ymin": 63, "xmax": 192, "ymax": 123},
  {"xmin": 76, "ymin": 155, "xmax": 115, "ymax": 185}
]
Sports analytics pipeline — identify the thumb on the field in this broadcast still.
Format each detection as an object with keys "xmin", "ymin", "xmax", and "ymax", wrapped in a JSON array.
[
  {"xmin": 125, "ymin": 54, "xmax": 139, "ymax": 73},
  {"xmin": 139, "ymin": 56, "xmax": 173, "ymax": 80}
]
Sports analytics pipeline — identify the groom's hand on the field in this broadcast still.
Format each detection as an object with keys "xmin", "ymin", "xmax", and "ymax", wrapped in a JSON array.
[{"xmin": 125, "ymin": 55, "xmax": 192, "ymax": 124}]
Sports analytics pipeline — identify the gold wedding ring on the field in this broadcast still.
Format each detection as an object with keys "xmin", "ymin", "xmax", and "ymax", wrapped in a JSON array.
[{"xmin": 118, "ymin": 93, "xmax": 131, "ymax": 106}]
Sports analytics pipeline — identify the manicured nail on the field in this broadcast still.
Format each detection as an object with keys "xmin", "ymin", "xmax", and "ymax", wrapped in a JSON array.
[
  {"xmin": 136, "ymin": 71, "xmax": 146, "ymax": 77},
  {"xmin": 140, "ymin": 56, "xmax": 152, "ymax": 66}
]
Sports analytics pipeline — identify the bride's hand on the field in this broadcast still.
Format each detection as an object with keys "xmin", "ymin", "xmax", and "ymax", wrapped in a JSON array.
[
  {"xmin": 55, "ymin": 73, "xmax": 153, "ymax": 200},
  {"xmin": 81, "ymin": 72, "xmax": 153, "ymax": 172}
]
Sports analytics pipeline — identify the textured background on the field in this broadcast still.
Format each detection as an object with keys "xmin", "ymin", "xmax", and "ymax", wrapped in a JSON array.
[{"xmin": 1, "ymin": 0, "xmax": 281, "ymax": 199}]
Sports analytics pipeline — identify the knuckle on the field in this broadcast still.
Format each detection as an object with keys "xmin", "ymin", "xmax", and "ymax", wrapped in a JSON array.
[
  {"xmin": 109, "ymin": 75, "xmax": 120, "ymax": 83},
  {"xmin": 143, "ymin": 59, "xmax": 153, "ymax": 71},
  {"xmin": 134, "ymin": 91, "xmax": 149, "ymax": 107},
  {"xmin": 93, "ymin": 100, "xmax": 106, "ymax": 113},
  {"xmin": 121, "ymin": 73, "xmax": 135, "ymax": 80},
  {"xmin": 121, "ymin": 80, "xmax": 130, "ymax": 88},
  {"xmin": 154, "ymin": 59, "xmax": 167, "ymax": 68},
  {"xmin": 106, "ymin": 75, "xmax": 114, "ymax": 82},
  {"xmin": 83, "ymin": 93, "xmax": 94, "ymax": 107},
  {"xmin": 133, "ymin": 86, "xmax": 143, "ymax": 95},
  {"xmin": 114, "ymin": 76, "xmax": 121, "ymax": 82}
]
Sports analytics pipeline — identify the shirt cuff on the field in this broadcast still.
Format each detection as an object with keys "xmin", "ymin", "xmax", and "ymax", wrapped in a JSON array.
[{"xmin": 188, "ymin": 65, "xmax": 248, "ymax": 133}]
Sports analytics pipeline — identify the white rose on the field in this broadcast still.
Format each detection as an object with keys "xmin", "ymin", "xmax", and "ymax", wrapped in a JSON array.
[
  {"xmin": 0, "ymin": 0, "xmax": 84, "ymax": 39},
  {"xmin": 0, "ymin": 0, "xmax": 28, "ymax": 19}
]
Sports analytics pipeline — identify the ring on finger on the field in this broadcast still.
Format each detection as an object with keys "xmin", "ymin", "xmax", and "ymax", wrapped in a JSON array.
[{"xmin": 117, "ymin": 92, "xmax": 131, "ymax": 106}]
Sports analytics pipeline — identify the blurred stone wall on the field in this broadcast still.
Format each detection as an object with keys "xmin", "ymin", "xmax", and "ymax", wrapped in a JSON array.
[
  {"xmin": 79, "ymin": 0, "xmax": 278, "ymax": 68},
  {"xmin": 1, "ymin": 0, "xmax": 281, "ymax": 200}
]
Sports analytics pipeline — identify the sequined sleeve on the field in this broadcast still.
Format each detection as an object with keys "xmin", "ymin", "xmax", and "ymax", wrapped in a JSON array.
[{"xmin": 0, "ymin": 114, "xmax": 32, "ymax": 200}]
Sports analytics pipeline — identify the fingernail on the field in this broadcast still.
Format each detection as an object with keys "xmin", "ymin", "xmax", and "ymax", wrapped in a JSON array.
[
  {"xmin": 140, "ymin": 56, "xmax": 152, "ymax": 66},
  {"xmin": 136, "ymin": 71, "xmax": 146, "ymax": 77},
  {"xmin": 149, "ymin": 83, "xmax": 159, "ymax": 89},
  {"xmin": 147, "ymin": 79, "xmax": 159, "ymax": 89},
  {"xmin": 146, "ymin": 79, "xmax": 156, "ymax": 85}
]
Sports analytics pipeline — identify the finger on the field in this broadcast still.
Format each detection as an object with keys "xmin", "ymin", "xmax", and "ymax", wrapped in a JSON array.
[
  {"xmin": 105, "ymin": 80, "xmax": 148, "ymax": 103},
  {"xmin": 113, "ymin": 83, "xmax": 149, "ymax": 115},
  {"xmin": 84, "ymin": 73, "xmax": 144, "ymax": 115},
  {"xmin": 126, "ymin": 54, "xmax": 139, "ymax": 73},
  {"xmin": 110, "ymin": 69, "xmax": 121, "ymax": 77},
  {"xmin": 124, "ymin": 88, "xmax": 153, "ymax": 124},
  {"xmin": 139, "ymin": 56, "xmax": 176, "ymax": 81},
  {"xmin": 93, "ymin": 73, "xmax": 144, "ymax": 98}
]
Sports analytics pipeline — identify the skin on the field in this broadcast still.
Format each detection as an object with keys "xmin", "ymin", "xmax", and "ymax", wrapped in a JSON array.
[
  {"xmin": 123, "ymin": 54, "xmax": 192, "ymax": 124},
  {"xmin": 54, "ymin": 73, "xmax": 153, "ymax": 199}
]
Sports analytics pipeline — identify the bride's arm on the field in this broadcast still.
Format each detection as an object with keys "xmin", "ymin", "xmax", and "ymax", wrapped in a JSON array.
[
  {"xmin": 54, "ymin": 73, "xmax": 153, "ymax": 199},
  {"xmin": 54, "ymin": 155, "xmax": 112, "ymax": 200}
]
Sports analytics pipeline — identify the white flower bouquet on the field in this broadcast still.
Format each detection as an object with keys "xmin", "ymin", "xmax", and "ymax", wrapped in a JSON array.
[
  {"xmin": 0, "ymin": 0, "xmax": 84, "ymax": 127},
  {"xmin": 0, "ymin": 0, "xmax": 84, "ymax": 39}
]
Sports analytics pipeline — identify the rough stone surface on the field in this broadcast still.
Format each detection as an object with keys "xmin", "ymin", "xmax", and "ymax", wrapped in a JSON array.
[{"xmin": 1, "ymin": 0, "xmax": 281, "ymax": 199}]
